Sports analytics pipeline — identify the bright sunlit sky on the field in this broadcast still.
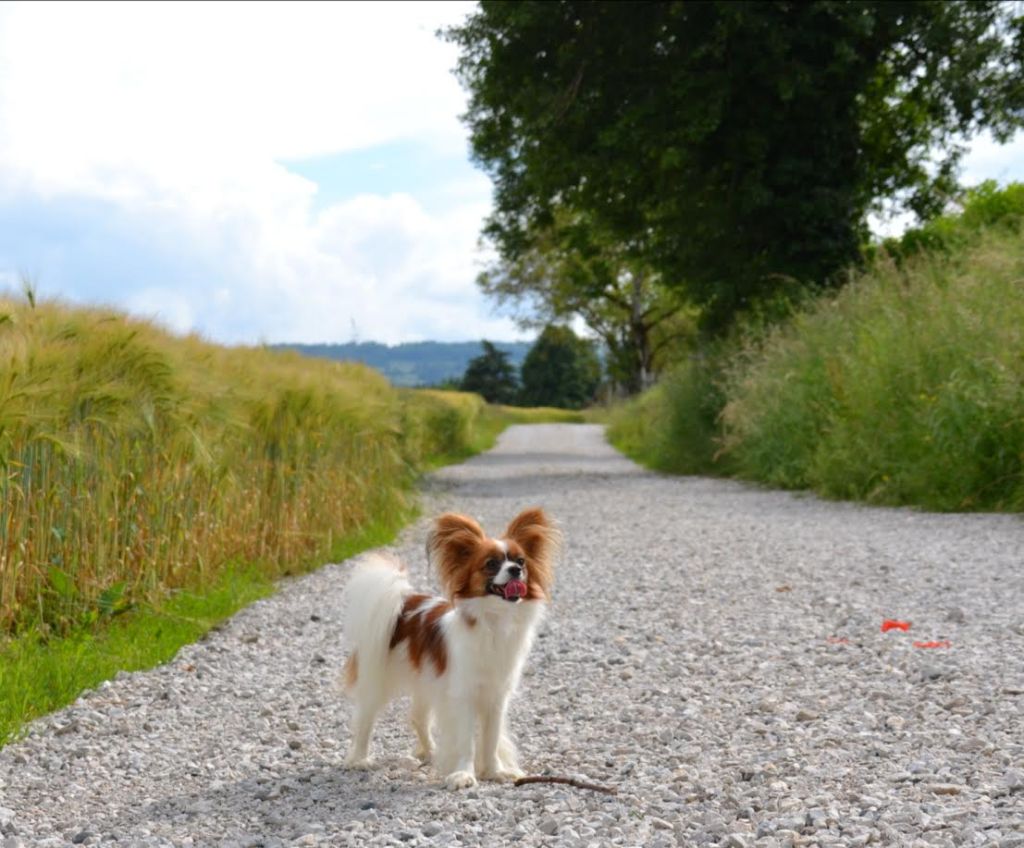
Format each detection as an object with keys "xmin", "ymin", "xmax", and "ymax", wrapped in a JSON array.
[{"xmin": 1, "ymin": 1, "xmax": 1022, "ymax": 346}]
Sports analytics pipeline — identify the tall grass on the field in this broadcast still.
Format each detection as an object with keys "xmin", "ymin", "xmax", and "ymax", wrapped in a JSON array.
[
  {"xmin": 399, "ymin": 388, "xmax": 486, "ymax": 466},
  {"xmin": 720, "ymin": 229, "xmax": 1024, "ymax": 510},
  {"xmin": 606, "ymin": 354, "xmax": 728, "ymax": 475},
  {"xmin": 0, "ymin": 297, "xmax": 489, "ymax": 635},
  {"xmin": 609, "ymin": 223, "xmax": 1024, "ymax": 512},
  {"xmin": 0, "ymin": 513, "xmax": 410, "ymax": 744},
  {"xmin": 487, "ymin": 404, "xmax": 587, "ymax": 425}
]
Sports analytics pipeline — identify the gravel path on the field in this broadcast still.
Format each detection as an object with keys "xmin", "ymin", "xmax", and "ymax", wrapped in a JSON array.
[{"xmin": 2, "ymin": 424, "xmax": 1022, "ymax": 848}]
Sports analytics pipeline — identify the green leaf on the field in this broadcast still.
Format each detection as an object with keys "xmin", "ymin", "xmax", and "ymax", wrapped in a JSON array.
[
  {"xmin": 97, "ymin": 582, "xmax": 128, "ymax": 616},
  {"xmin": 447, "ymin": 0, "xmax": 1023, "ymax": 335},
  {"xmin": 47, "ymin": 567, "xmax": 76, "ymax": 600}
]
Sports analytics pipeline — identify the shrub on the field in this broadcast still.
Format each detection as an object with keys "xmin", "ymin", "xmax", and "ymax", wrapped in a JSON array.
[
  {"xmin": 609, "ymin": 184, "xmax": 1024, "ymax": 513},
  {"xmin": 719, "ymin": 228, "xmax": 1024, "ymax": 510},
  {"xmin": 607, "ymin": 351, "xmax": 729, "ymax": 475}
]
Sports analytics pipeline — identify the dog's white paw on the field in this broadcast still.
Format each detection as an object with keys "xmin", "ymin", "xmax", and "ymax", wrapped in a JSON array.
[
  {"xmin": 444, "ymin": 770, "xmax": 478, "ymax": 790},
  {"xmin": 344, "ymin": 753, "xmax": 375, "ymax": 770},
  {"xmin": 414, "ymin": 745, "xmax": 433, "ymax": 764}
]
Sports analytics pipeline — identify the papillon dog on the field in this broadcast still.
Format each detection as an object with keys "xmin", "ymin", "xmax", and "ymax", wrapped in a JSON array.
[{"xmin": 340, "ymin": 508, "xmax": 559, "ymax": 789}]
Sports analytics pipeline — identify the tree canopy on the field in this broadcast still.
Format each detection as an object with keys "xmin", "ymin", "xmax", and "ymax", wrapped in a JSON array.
[
  {"xmin": 446, "ymin": 1, "xmax": 1024, "ymax": 332},
  {"xmin": 519, "ymin": 324, "xmax": 601, "ymax": 409},
  {"xmin": 478, "ymin": 211, "xmax": 693, "ymax": 393},
  {"xmin": 460, "ymin": 340, "xmax": 519, "ymax": 403}
]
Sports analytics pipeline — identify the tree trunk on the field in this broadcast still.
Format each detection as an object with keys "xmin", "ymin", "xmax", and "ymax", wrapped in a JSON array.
[{"xmin": 630, "ymin": 273, "xmax": 654, "ymax": 392}]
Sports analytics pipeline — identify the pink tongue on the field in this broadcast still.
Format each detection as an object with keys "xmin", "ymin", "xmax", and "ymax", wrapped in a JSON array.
[{"xmin": 503, "ymin": 580, "xmax": 527, "ymax": 600}]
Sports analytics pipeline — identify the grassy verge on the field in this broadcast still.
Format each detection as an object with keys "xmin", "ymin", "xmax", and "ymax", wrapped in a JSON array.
[
  {"xmin": 606, "ymin": 354, "xmax": 728, "ymax": 476},
  {"xmin": 608, "ymin": 215, "xmax": 1024, "ymax": 512},
  {"xmin": 718, "ymin": 227, "xmax": 1024, "ymax": 510},
  {"xmin": 409, "ymin": 399, "xmax": 588, "ymax": 471},
  {"xmin": 0, "ymin": 509, "xmax": 415, "ymax": 744},
  {"xmin": 0, "ymin": 564, "xmax": 275, "ymax": 742},
  {"xmin": 488, "ymin": 404, "xmax": 588, "ymax": 425},
  {"xmin": 473, "ymin": 404, "xmax": 587, "ymax": 450}
]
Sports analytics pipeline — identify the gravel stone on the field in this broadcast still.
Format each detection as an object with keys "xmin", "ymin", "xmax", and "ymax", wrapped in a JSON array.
[
  {"xmin": 537, "ymin": 817, "xmax": 559, "ymax": 835},
  {"xmin": 1, "ymin": 424, "xmax": 1022, "ymax": 847}
]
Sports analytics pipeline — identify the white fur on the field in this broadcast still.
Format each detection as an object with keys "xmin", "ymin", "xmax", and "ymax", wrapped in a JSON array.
[{"xmin": 340, "ymin": 551, "xmax": 545, "ymax": 789}]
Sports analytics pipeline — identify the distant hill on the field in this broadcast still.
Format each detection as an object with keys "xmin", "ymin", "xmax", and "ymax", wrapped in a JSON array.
[{"xmin": 274, "ymin": 340, "xmax": 534, "ymax": 387}]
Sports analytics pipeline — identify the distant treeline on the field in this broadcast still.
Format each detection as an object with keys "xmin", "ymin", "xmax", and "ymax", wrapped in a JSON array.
[{"xmin": 273, "ymin": 341, "xmax": 533, "ymax": 387}]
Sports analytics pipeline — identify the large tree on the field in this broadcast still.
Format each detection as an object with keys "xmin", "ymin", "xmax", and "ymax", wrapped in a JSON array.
[
  {"xmin": 446, "ymin": 1, "xmax": 1024, "ymax": 332},
  {"xmin": 479, "ymin": 213, "xmax": 694, "ymax": 393},
  {"xmin": 519, "ymin": 325, "xmax": 601, "ymax": 409},
  {"xmin": 460, "ymin": 340, "xmax": 519, "ymax": 403}
]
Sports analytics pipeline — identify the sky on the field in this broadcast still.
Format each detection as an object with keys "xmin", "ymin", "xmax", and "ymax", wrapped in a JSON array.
[{"xmin": 0, "ymin": 1, "xmax": 1022, "ymax": 347}]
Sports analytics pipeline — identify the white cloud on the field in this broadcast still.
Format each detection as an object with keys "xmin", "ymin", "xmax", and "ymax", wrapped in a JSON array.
[
  {"xmin": 869, "ymin": 129, "xmax": 1024, "ymax": 238},
  {"xmin": 251, "ymin": 190, "xmax": 506, "ymax": 344},
  {"xmin": 0, "ymin": 1, "xmax": 474, "ymax": 190},
  {"xmin": 960, "ymin": 130, "xmax": 1024, "ymax": 187},
  {"xmin": 126, "ymin": 287, "xmax": 195, "ymax": 336},
  {"xmin": 0, "ymin": 0, "xmax": 522, "ymax": 344}
]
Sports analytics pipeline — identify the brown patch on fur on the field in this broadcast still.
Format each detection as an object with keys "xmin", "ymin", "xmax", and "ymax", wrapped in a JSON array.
[
  {"xmin": 504, "ymin": 507, "xmax": 561, "ymax": 601},
  {"xmin": 389, "ymin": 593, "xmax": 452, "ymax": 675},
  {"xmin": 428, "ymin": 513, "xmax": 490, "ymax": 600},
  {"xmin": 461, "ymin": 610, "xmax": 477, "ymax": 628},
  {"xmin": 389, "ymin": 594, "xmax": 431, "ymax": 650},
  {"xmin": 343, "ymin": 652, "xmax": 358, "ymax": 690}
]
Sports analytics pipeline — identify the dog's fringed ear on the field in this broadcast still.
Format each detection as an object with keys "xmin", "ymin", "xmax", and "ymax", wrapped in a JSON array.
[
  {"xmin": 504, "ymin": 507, "xmax": 561, "ymax": 600},
  {"xmin": 427, "ymin": 513, "xmax": 486, "ymax": 596}
]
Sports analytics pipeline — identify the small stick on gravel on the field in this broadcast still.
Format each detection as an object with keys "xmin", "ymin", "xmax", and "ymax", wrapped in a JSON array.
[{"xmin": 514, "ymin": 775, "xmax": 617, "ymax": 795}]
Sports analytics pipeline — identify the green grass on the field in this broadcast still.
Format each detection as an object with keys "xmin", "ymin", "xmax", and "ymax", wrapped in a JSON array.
[
  {"xmin": 608, "ymin": 223, "xmax": 1024, "ymax": 512},
  {"xmin": 0, "ymin": 564, "xmax": 274, "ymax": 743},
  {"xmin": 719, "ymin": 228, "xmax": 1024, "ymax": 510},
  {"xmin": 413, "ymin": 401, "xmax": 588, "ymax": 470},
  {"xmin": 607, "ymin": 355, "xmax": 728, "ymax": 475},
  {"xmin": 488, "ymin": 404, "xmax": 588, "ymax": 425},
  {"xmin": 476, "ymin": 404, "xmax": 587, "ymax": 446},
  {"xmin": 0, "ymin": 484, "xmax": 416, "ymax": 747}
]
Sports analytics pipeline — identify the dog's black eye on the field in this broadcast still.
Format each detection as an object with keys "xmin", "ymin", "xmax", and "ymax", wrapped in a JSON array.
[
  {"xmin": 485, "ymin": 558, "xmax": 501, "ymax": 571},
  {"xmin": 515, "ymin": 557, "xmax": 525, "ymax": 566}
]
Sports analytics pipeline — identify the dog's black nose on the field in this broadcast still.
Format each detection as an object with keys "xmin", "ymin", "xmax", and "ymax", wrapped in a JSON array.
[{"xmin": 507, "ymin": 564, "xmax": 522, "ymax": 579}]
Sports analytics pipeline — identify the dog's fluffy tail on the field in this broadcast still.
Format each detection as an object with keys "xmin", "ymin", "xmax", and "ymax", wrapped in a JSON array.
[{"xmin": 340, "ymin": 551, "xmax": 410, "ymax": 693}]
